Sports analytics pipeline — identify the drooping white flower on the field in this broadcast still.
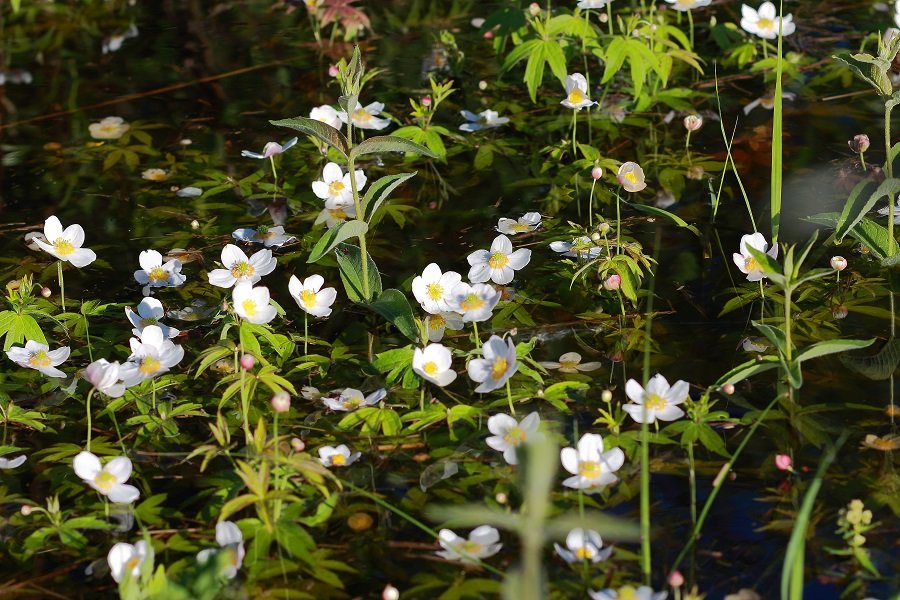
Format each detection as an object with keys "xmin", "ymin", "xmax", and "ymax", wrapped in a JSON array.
[
  {"xmin": 108, "ymin": 540, "xmax": 152, "ymax": 583},
  {"xmin": 73, "ymin": 451, "xmax": 140, "ymax": 504},
  {"xmin": 312, "ymin": 162, "xmax": 367, "ymax": 207},
  {"xmin": 589, "ymin": 586, "xmax": 668, "ymax": 600},
  {"xmin": 323, "ymin": 388, "xmax": 386, "ymax": 412},
  {"xmin": 732, "ymin": 232, "xmax": 778, "ymax": 282},
  {"xmin": 740, "ymin": 2, "xmax": 796, "ymax": 39},
  {"xmin": 560, "ymin": 433, "xmax": 625, "ymax": 493},
  {"xmin": 485, "ymin": 412, "xmax": 541, "ymax": 465},
  {"xmin": 577, "ymin": 0, "xmax": 612, "ymax": 8},
  {"xmin": 338, "ymin": 101, "xmax": 391, "ymax": 130},
  {"xmin": 288, "ymin": 274, "xmax": 337, "ymax": 318},
  {"xmin": 459, "ymin": 109, "xmax": 509, "ymax": 132},
  {"xmin": 196, "ymin": 521, "xmax": 245, "ymax": 579},
  {"xmin": 133, "ymin": 249, "xmax": 186, "ymax": 290},
  {"xmin": 241, "ymin": 137, "xmax": 298, "ymax": 159},
  {"xmin": 102, "ymin": 25, "xmax": 139, "ymax": 54},
  {"xmin": 436, "ymin": 526, "xmax": 502, "ymax": 563},
  {"xmin": 89, "ymin": 116, "xmax": 129, "ymax": 140},
  {"xmin": 496, "ymin": 212, "xmax": 542, "ymax": 235},
  {"xmin": 84, "ymin": 359, "xmax": 127, "ymax": 398},
  {"xmin": 554, "ymin": 528, "xmax": 613, "ymax": 564},
  {"xmin": 6, "ymin": 341, "xmax": 70, "ymax": 378},
  {"xmin": 665, "ymin": 0, "xmax": 710, "ymax": 11},
  {"xmin": 424, "ymin": 311, "xmax": 464, "ymax": 342},
  {"xmin": 550, "ymin": 236, "xmax": 603, "ymax": 259},
  {"xmin": 540, "ymin": 352, "xmax": 602, "ymax": 374},
  {"xmin": 413, "ymin": 344, "xmax": 457, "ymax": 387},
  {"xmin": 208, "ymin": 244, "xmax": 277, "ymax": 288},
  {"xmin": 617, "ymin": 162, "xmax": 647, "ymax": 193},
  {"xmin": 125, "ymin": 297, "xmax": 179, "ymax": 340},
  {"xmin": 561, "ymin": 74, "xmax": 597, "ymax": 111},
  {"xmin": 447, "ymin": 282, "xmax": 500, "ymax": 323},
  {"xmin": 467, "ymin": 234, "xmax": 531, "ymax": 285},
  {"xmin": 232, "ymin": 283, "xmax": 277, "ymax": 325},
  {"xmin": 141, "ymin": 168, "xmax": 168, "ymax": 182},
  {"xmin": 232, "ymin": 225, "xmax": 295, "ymax": 248},
  {"xmin": 467, "ymin": 335, "xmax": 518, "ymax": 393},
  {"xmin": 318, "ymin": 444, "xmax": 361, "ymax": 467},
  {"xmin": 32, "ymin": 216, "xmax": 97, "ymax": 267},
  {"xmin": 411, "ymin": 263, "xmax": 462, "ymax": 314},
  {"xmin": 119, "ymin": 325, "xmax": 185, "ymax": 387},
  {"xmin": 0, "ymin": 455, "xmax": 26, "ymax": 469},
  {"xmin": 743, "ymin": 90, "xmax": 796, "ymax": 115},
  {"xmin": 310, "ymin": 105, "xmax": 343, "ymax": 129},
  {"xmin": 624, "ymin": 374, "xmax": 689, "ymax": 424}
]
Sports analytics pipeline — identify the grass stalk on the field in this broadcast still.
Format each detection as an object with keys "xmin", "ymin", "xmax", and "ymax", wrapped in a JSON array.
[
  {"xmin": 770, "ymin": 0, "xmax": 785, "ymax": 245},
  {"xmin": 57, "ymin": 261, "xmax": 66, "ymax": 311}
]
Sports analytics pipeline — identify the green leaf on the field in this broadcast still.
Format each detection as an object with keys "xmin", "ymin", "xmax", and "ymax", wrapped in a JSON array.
[
  {"xmin": 363, "ymin": 289, "xmax": 418, "ymax": 342},
  {"xmin": 523, "ymin": 42, "xmax": 547, "ymax": 102},
  {"xmin": 361, "ymin": 172, "xmax": 417, "ymax": 223},
  {"xmin": 840, "ymin": 338, "xmax": 900, "ymax": 380},
  {"xmin": 752, "ymin": 321, "xmax": 790, "ymax": 359},
  {"xmin": 627, "ymin": 202, "xmax": 700, "ymax": 236},
  {"xmin": 796, "ymin": 338, "xmax": 875, "ymax": 363},
  {"xmin": 835, "ymin": 178, "xmax": 900, "ymax": 243},
  {"xmin": 349, "ymin": 136, "xmax": 437, "ymax": 161},
  {"xmin": 851, "ymin": 217, "xmax": 900, "ymax": 260},
  {"xmin": 307, "ymin": 219, "xmax": 368, "ymax": 263},
  {"xmin": 714, "ymin": 356, "xmax": 780, "ymax": 386},
  {"xmin": 270, "ymin": 117, "xmax": 349, "ymax": 158},
  {"xmin": 543, "ymin": 41, "xmax": 568, "ymax": 85},
  {"xmin": 334, "ymin": 243, "xmax": 382, "ymax": 303}
]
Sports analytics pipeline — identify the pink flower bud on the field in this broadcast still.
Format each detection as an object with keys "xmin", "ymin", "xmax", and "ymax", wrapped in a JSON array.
[
  {"xmin": 721, "ymin": 383, "xmax": 735, "ymax": 395},
  {"xmin": 271, "ymin": 391, "xmax": 291, "ymax": 413},
  {"xmin": 40, "ymin": 286, "xmax": 52, "ymax": 298},
  {"xmin": 775, "ymin": 454, "xmax": 793, "ymax": 471},
  {"xmin": 528, "ymin": 2, "xmax": 541, "ymax": 16},
  {"xmin": 849, "ymin": 134, "xmax": 870, "ymax": 153},
  {"xmin": 328, "ymin": 64, "xmax": 339, "ymax": 78},
  {"xmin": 603, "ymin": 274, "xmax": 621, "ymax": 291},
  {"xmin": 291, "ymin": 437, "xmax": 305, "ymax": 452},
  {"xmin": 382, "ymin": 585, "xmax": 400, "ymax": 600},
  {"xmin": 483, "ymin": 30, "xmax": 494, "ymax": 39},
  {"xmin": 830, "ymin": 256, "xmax": 847, "ymax": 271},
  {"xmin": 20, "ymin": 505, "xmax": 32, "ymax": 516},
  {"xmin": 833, "ymin": 304, "xmax": 849, "ymax": 320},
  {"xmin": 683, "ymin": 114, "xmax": 703, "ymax": 132},
  {"xmin": 240, "ymin": 353, "xmax": 255, "ymax": 370},
  {"xmin": 478, "ymin": 80, "xmax": 488, "ymax": 90},
  {"xmin": 591, "ymin": 166, "xmax": 603, "ymax": 180},
  {"xmin": 421, "ymin": 95, "xmax": 432, "ymax": 107},
  {"xmin": 668, "ymin": 570, "xmax": 684, "ymax": 587}
]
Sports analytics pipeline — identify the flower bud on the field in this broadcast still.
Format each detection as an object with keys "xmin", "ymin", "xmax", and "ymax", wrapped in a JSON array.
[
  {"xmin": 849, "ymin": 134, "xmax": 870, "ymax": 153},
  {"xmin": 421, "ymin": 95, "xmax": 432, "ymax": 107},
  {"xmin": 683, "ymin": 114, "xmax": 703, "ymax": 132},
  {"xmin": 599, "ymin": 12, "xmax": 608, "ymax": 22},
  {"xmin": 528, "ymin": 2, "xmax": 541, "ymax": 16},
  {"xmin": 591, "ymin": 166, "xmax": 603, "ymax": 180},
  {"xmin": 598, "ymin": 222, "xmax": 610, "ymax": 235},
  {"xmin": 668, "ymin": 570, "xmax": 684, "ymax": 588},
  {"xmin": 495, "ymin": 492, "xmax": 508, "ymax": 504},
  {"xmin": 20, "ymin": 505, "xmax": 32, "ymax": 516},
  {"xmin": 721, "ymin": 383, "xmax": 735, "ymax": 395},
  {"xmin": 833, "ymin": 305, "xmax": 849, "ymax": 320},
  {"xmin": 328, "ymin": 64, "xmax": 339, "ymax": 78},
  {"xmin": 603, "ymin": 274, "xmax": 621, "ymax": 291},
  {"xmin": 383, "ymin": 584, "xmax": 400, "ymax": 600},
  {"xmin": 483, "ymin": 30, "xmax": 494, "ymax": 39},
  {"xmin": 240, "ymin": 353, "xmax": 255, "ymax": 370},
  {"xmin": 190, "ymin": 219, "xmax": 200, "ymax": 230},
  {"xmin": 271, "ymin": 391, "xmax": 291, "ymax": 413},
  {"xmin": 40, "ymin": 286, "xmax": 52, "ymax": 298},
  {"xmin": 291, "ymin": 437, "xmax": 305, "ymax": 452},
  {"xmin": 478, "ymin": 80, "xmax": 488, "ymax": 90},
  {"xmin": 830, "ymin": 256, "xmax": 848, "ymax": 271},
  {"xmin": 601, "ymin": 389, "xmax": 613, "ymax": 403},
  {"xmin": 774, "ymin": 454, "xmax": 793, "ymax": 471},
  {"xmin": 686, "ymin": 164, "xmax": 705, "ymax": 180}
]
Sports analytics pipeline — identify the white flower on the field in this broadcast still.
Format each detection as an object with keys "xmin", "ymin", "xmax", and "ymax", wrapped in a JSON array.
[
  {"xmin": 424, "ymin": 311, "xmax": 464, "ymax": 342},
  {"xmin": 617, "ymin": 162, "xmax": 647, "ymax": 193},
  {"xmin": 740, "ymin": 2, "xmax": 796, "ymax": 39},
  {"xmin": 496, "ymin": 212, "xmax": 542, "ymax": 235},
  {"xmin": 665, "ymin": 0, "xmax": 710, "ymax": 11},
  {"xmin": 232, "ymin": 225, "xmax": 295, "ymax": 248},
  {"xmin": 312, "ymin": 162, "xmax": 367, "ymax": 207},
  {"xmin": 550, "ymin": 236, "xmax": 603, "ymax": 259},
  {"xmin": 560, "ymin": 433, "xmax": 625, "ymax": 493},
  {"xmin": 232, "ymin": 283, "xmax": 277, "ymax": 325},
  {"xmin": 141, "ymin": 168, "xmax": 168, "ymax": 182},
  {"xmin": 73, "ymin": 451, "xmax": 140, "ymax": 504},
  {"xmin": 133, "ymin": 249, "xmax": 186, "ymax": 289},
  {"xmin": 412, "ymin": 263, "xmax": 462, "ymax": 314},
  {"xmin": 485, "ymin": 412, "xmax": 541, "ymax": 465},
  {"xmin": 732, "ymin": 232, "xmax": 778, "ymax": 282},
  {"xmin": 126, "ymin": 297, "xmax": 179, "ymax": 340},
  {"xmin": 176, "ymin": 187, "xmax": 202, "ymax": 198},
  {"xmin": 413, "ymin": 344, "xmax": 457, "ymax": 387},
  {"xmin": 33, "ymin": 216, "xmax": 97, "ymax": 267},
  {"xmin": 323, "ymin": 388, "xmax": 386, "ymax": 411},
  {"xmin": 589, "ymin": 586, "xmax": 668, "ymax": 600},
  {"xmin": 288, "ymin": 274, "xmax": 337, "ymax": 318},
  {"xmin": 741, "ymin": 337, "xmax": 769, "ymax": 353},
  {"xmin": 0, "ymin": 455, "xmax": 26, "ymax": 469},
  {"xmin": 317, "ymin": 203, "xmax": 357, "ymax": 228},
  {"xmin": 318, "ymin": 444, "xmax": 361, "ymax": 467},
  {"xmin": 310, "ymin": 105, "xmax": 343, "ymax": 129},
  {"xmin": 196, "ymin": 521, "xmax": 245, "ymax": 579},
  {"xmin": 241, "ymin": 137, "xmax": 298, "ymax": 159},
  {"xmin": 561, "ymin": 74, "xmax": 597, "ymax": 111},
  {"xmin": 436, "ymin": 526, "xmax": 502, "ymax": 562},
  {"xmin": 338, "ymin": 101, "xmax": 391, "ymax": 130},
  {"xmin": 467, "ymin": 335, "xmax": 518, "ymax": 393},
  {"xmin": 467, "ymin": 234, "xmax": 531, "ymax": 285},
  {"xmin": 208, "ymin": 244, "xmax": 277, "ymax": 288},
  {"xmin": 577, "ymin": 0, "xmax": 612, "ymax": 8},
  {"xmin": 108, "ymin": 540, "xmax": 152, "ymax": 583},
  {"xmin": 89, "ymin": 116, "xmax": 129, "ymax": 140},
  {"xmin": 119, "ymin": 325, "xmax": 185, "ymax": 387},
  {"xmin": 743, "ymin": 90, "xmax": 796, "ymax": 115},
  {"xmin": 554, "ymin": 528, "xmax": 612, "ymax": 563},
  {"xmin": 6, "ymin": 341, "xmax": 70, "ymax": 378},
  {"xmin": 540, "ymin": 352, "xmax": 602, "ymax": 373},
  {"xmin": 84, "ymin": 359, "xmax": 126, "ymax": 398},
  {"xmin": 447, "ymin": 282, "xmax": 500, "ymax": 323},
  {"xmin": 102, "ymin": 25, "xmax": 138, "ymax": 54},
  {"xmin": 459, "ymin": 109, "xmax": 510, "ymax": 132},
  {"xmin": 624, "ymin": 374, "xmax": 689, "ymax": 424}
]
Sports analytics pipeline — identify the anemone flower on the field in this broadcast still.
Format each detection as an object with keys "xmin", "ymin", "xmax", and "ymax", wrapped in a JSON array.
[
  {"xmin": 436, "ymin": 526, "xmax": 502, "ymax": 563},
  {"xmin": 73, "ymin": 451, "xmax": 140, "ymax": 504},
  {"xmin": 119, "ymin": 325, "xmax": 185, "ymax": 387},
  {"xmin": 33, "ymin": 216, "xmax": 96, "ymax": 268},
  {"xmin": 84, "ymin": 359, "xmax": 126, "ymax": 398},
  {"xmin": 412, "ymin": 344, "xmax": 457, "ymax": 387},
  {"xmin": 485, "ymin": 412, "xmax": 541, "ymax": 465},
  {"xmin": 496, "ymin": 212, "xmax": 542, "ymax": 235},
  {"xmin": 540, "ymin": 352, "xmax": 602, "ymax": 373},
  {"xmin": 550, "ymin": 236, "xmax": 603, "ymax": 259},
  {"xmin": 560, "ymin": 433, "xmax": 625, "ymax": 493},
  {"xmin": 665, "ymin": 0, "xmax": 710, "ymax": 10},
  {"xmin": 624, "ymin": 374, "xmax": 689, "ymax": 424},
  {"xmin": 6, "ymin": 341, "xmax": 70, "ymax": 378},
  {"xmin": 732, "ymin": 232, "xmax": 778, "ymax": 282},
  {"xmin": 232, "ymin": 225, "xmax": 296, "ymax": 248},
  {"xmin": 459, "ymin": 109, "xmax": 510, "ymax": 132},
  {"xmin": 108, "ymin": 540, "xmax": 152, "ymax": 583},
  {"xmin": 323, "ymin": 388, "xmax": 386, "ymax": 412},
  {"xmin": 589, "ymin": 586, "xmax": 668, "ymax": 600},
  {"xmin": 312, "ymin": 162, "xmax": 367, "ymax": 207},
  {"xmin": 577, "ymin": 0, "xmax": 612, "ymax": 8},
  {"xmin": 310, "ymin": 105, "xmax": 343, "ymax": 129},
  {"xmin": 196, "ymin": 521, "xmax": 245, "ymax": 579},
  {"xmin": 424, "ymin": 311, "xmax": 464, "ymax": 342},
  {"xmin": 125, "ymin": 297, "xmax": 179, "ymax": 340},
  {"xmin": 0, "ymin": 455, "xmax": 27, "ymax": 469},
  {"xmin": 554, "ymin": 528, "xmax": 613, "ymax": 563},
  {"xmin": 467, "ymin": 335, "xmax": 518, "ymax": 393},
  {"xmin": 318, "ymin": 444, "xmax": 361, "ymax": 467},
  {"xmin": 89, "ymin": 116, "xmax": 130, "ymax": 140},
  {"xmin": 288, "ymin": 274, "xmax": 337, "ymax": 318},
  {"xmin": 740, "ymin": 2, "xmax": 796, "ymax": 39},
  {"xmin": 338, "ymin": 101, "xmax": 391, "ymax": 130},
  {"xmin": 467, "ymin": 234, "xmax": 532, "ymax": 285},
  {"xmin": 447, "ymin": 282, "xmax": 500, "ymax": 323},
  {"xmin": 317, "ymin": 203, "xmax": 357, "ymax": 228},
  {"xmin": 412, "ymin": 263, "xmax": 462, "ymax": 314},
  {"xmin": 240, "ymin": 137, "xmax": 298, "ymax": 159},
  {"xmin": 561, "ymin": 74, "xmax": 597, "ymax": 110},
  {"xmin": 133, "ymin": 249, "xmax": 186, "ymax": 291},
  {"xmin": 232, "ymin": 283, "xmax": 277, "ymax": 325},
  {"xmin": 617, "ymin": 162, "xmax": 647, "ymax": 192},
  {"xmin": 207, "ymin": 244, "xmax": 277, "ymax": 288}
]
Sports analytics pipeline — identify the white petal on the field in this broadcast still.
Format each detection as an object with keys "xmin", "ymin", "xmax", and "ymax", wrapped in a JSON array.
[{"xmin": 73, "ymin": 451, "xmax": 102, "ymax": 480}]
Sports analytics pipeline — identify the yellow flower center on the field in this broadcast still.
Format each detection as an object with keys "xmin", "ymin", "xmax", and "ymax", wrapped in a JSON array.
[
  {"xmin": 53, "ymin": 239, "xmax": 75, "ymax": 257},
  {"xmin": 491, "ymin": 357, "xmax": 508, "ymax": 380},
  {"xmin": 148, "ymin": 266, "xmax": 169, "ymax": 283},
  {"xmin": 677, "ymin": 0, "xmax": 693, "ymax": 5},
  {"xmin": 757, "ymin": 17, "xmax": 774, "ymax": 31},
  {"xmin": 488, "ymin": 252, "xmax": 509, "ymax": 269},
  {"xmin": 574, "ymin": 546, "xmax": 593, "ymax": 560},
  {"xmin": 568, "ymin": 89, "xmax": 585, "ymax": 105},
  {"xmin": 329, "ymin": 207, "xmax": 348, "ymax": 220},
  {"xmin": 645, "ymin": 393, "xmax": 667, "ymax": 411},
  {"xmin": 100, "ymin": 124, "xmax": 121, "ymax": 135},
  {"xmin": 94, "ymin": 471, "xmax": 119, "ymax": 491},
  {"xmin": 241, "ymin": 299, "xmax": 257, "ymax": 317},
  {"xmin": 459, "ymin": 540, "xmax": 483, "ymax": 555},
  {"xmin": 28, "ymin": 350, "xmax": 52, "ymax": 367},
  {"xmin": 352, "ymin": 108, "xmax": 372, "ymax": 122},
  {"xmin": 300, "ymin": 290, "xmax": 317, "ymax": 309},
  {"xmin": 559, "ymin": 359, "xmax": 580, "ymax": 370},
  {"xmin": 460, "ymin": 293, "xmax": 486, "ymax": 312},
  {"xmin": 230, "ymin": 261, "xmax": 255, "ymax": 280},
  {"xmin": 423, "ymin": 361, "xmax": 439, "ymax": 375},
  {"xmin": 331, "ymin": 453, "xmax": 346, "ymax": 466},
  {"xmin": 426, "ymin": 283, "xmax": 444, "ymax": 301},
  {"xmin": 125, "ymin": 556, "xmax": 140, "ymax": 572},
  {"xmin": 503, "ymin": 426, "xmax": 526, "ymax": 447},
  {"xmin": 427, "ymin": 314, "xmax": 446, "ymax": 329},
  {"xmin": 618, "ymin": 586, "xmax": 638, "ymax": 600},
  {"xmin": 342, "ymin": 398, "xmax": 362, "ymax": 410},
  {"xmin": 578, "ymin": 460, "xmax": 602, "ymax": 478},
  {"xmin": 744, "ymin": 256, "xmax": 760, "ymax": 273},
  {"xmin": 139, "ymin": 356, "xmax": 161, "ymax": 375},
  {"xmin": 327, "ymin": 181, "xmax": 345, "ymax": 196},
  {"xmin": 624, "ymin": 171, "xmax": 638, "ymax": 184},
  {"xmin": 509, "ymin": 223, "xmax": 531, "ymax": 232}
]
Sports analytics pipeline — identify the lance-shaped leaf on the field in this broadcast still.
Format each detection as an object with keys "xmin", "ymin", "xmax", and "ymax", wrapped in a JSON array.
[
  {"xmin": 627, "ymin": 201, "xmax": 701, "ymax": 237},
  {"xmin": 307, "ymin": 219, "xmax": 368, "ymax": 263},
  {"xmin": 833, "ymin": 52, "xmax": 893, "ymax": 97},
  {"xmin": 796, "ymin": 338, "xmax": 875, "ymax": 363},
  {"xmin": 362, "ymin": 172, "xmax": 417, "ymax": 222},
  {"xmin": 835, "ymin": 178, "xmax": 900, "ymax": 243},
  {"xmin": 363, "ymin": 289, "xmax": 419, "ymax": 342},
  {"xmin": 270, "ymin": 117, "xmax": 349, "ymax": 158},
  {"xmin": 349, "ymin": 136, "xmax": 439, "ymax": 161},
  {"xmin": 715, "ymin": 356, "xmax": 780, "ymax": 386},
  {"xmin": 335, "ymin": 242, "xmax": 382, "ymax": 303},
  {"xmin": 338, "ymin": 94, "xmax": 359, "ymax": 116},
  {"xmin": 840, "ymin": 338, "xmax": 900, "ymax": 380}
]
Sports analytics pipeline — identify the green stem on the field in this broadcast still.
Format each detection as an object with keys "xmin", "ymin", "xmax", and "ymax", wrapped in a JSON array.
[
  {"xmin": 57, "ymin": 261, "xmax": 65, "ymax": 311},
  {"xmin": 506, "ymin": 379, "xmax": 515, "ymax": 416},
  {"xmin": 151, "ymin": 378, "xmax": 156, "ymax": 412},
  {"xmin": 571, "ymin": 109, "xmax": 578, "ymax": 159},
  {"xmin": 687, "ymin": 440, "xmax": 697, "ymax": 527},
  {"xmin": 83, "ymin": 306, "xmax": 93, "ymax": 362},
  {"xmin": 859, "ymin": 151, "xmax": 866, "ymax": 171},
  {"xmin": 615, "ymin": 187, "xmax": 623, "ymax": 256},
  {"xmin": 348, "ymin": 156, "xmax": 370, "ymax": 301},
  {"xmin": 588, "ymin": 178, "xmax": 597, "ymax": 229},
  {"xmin": 886, "ymin": 103, "xmax": 895, "ymax": 258},
  {"xmin": 85, "ymin": 388, "xmax": 95, "ymax": 452},
  {"xmin": 687, "ymin": 7, "xmax": 694, "ymax": 49},
  {"xmin": 472, "ymin": 321, "xmax": 481, "ymax": 350},
  {"xmin": 304, "ymin": 311, "xmax": 309, "ymax": 356},
  {"xmin": 420, "ymin": 384, "xmax": 425, "ymax": 412},
  {"xmin": 685, "ymin": 130, "xmax": 692, "ymax": 166}
]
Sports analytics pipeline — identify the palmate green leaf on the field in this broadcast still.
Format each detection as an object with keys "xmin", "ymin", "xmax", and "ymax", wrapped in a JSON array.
[
  {"xmin": 523, "ymin": 42, "xmax": 547, "ymax": 103},
  {"xmin": 362, "ymin": 172, "xmax": 416, "ymax": 223},
  {"xmin": 835, "ymin": 178, "xmax": 900, "ymax": 243},
  {"xmin": 840, "ymin": 338, "xmax": 900, "ymax": 380},
  {"xmin": 0, "ymin": 311, "xmax": 47, "ymax": 350},
  {"xmin": 308, "ymin": 219, "xmax": 368, "ymax": 263},
  {"xmin": 627, "ymin": 202, "xmax": 701, "ymax": 236},
  {"xmin": 270, "ymin": 117, "xmax": 349, "ymax": 158},
  {"xmin": 500, "ymin": 39, "xmax": 542, "ymax": 73},
  {"xmin": 363, "ymin": 289, "xmax": 418, "ymax": 342},
  {"xmin": 349, "ymin": 136, "xmax": 437, "ymax": 161},
  {"xmin": 334, "ymin": 243, "xmax": 382, "ymax": 303}
]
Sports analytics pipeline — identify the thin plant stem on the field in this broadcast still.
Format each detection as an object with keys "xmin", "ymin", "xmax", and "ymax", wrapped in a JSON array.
[
  {"xmin": 304, "ymin": 311, "xmax": 309, "ymax": 356},
  {"xmin": 615, "ymin": 187, "xmax": 623, "ymax": 255},
  {"xmin": 472, "ymin": 321, "xmax": 481, "ymax": 349},
  {"xmin": 685, "ymin": 130, "xmax": 692, "ymax": 165},
  {"xmin": 588, "ymin": 177, "xmax": 597, "ymax": 228},
  {"xmin": 420, "ymin": 384, "xmax": 425, "ymax": 411},
  {"xmin": 859, "ymin": 150, "xmax": 866, "ymax": 171},
  {"xmin": 85, "ymin": 388, "xmax": 95, "ymax": 452},
  {"xmin": 151, "ymin": 378, "xmax": 157, "ymax": 412},
  {"xmin": 108, "ymin": 404, "xmax": 127, "ymax": 454},
  {"xmin": 759, "ymin": 280, "xmax": 766, "ymax": 322},
  {"xmin": 83, "ymin": 306, "xmax": 94, "ymax": 362},
  {"xmin": 687, "ymin": 7, "xmax": 694, "ymax": 48},
  {"xmin": 506, "ymin": 379, "xmax": 516, "ymax": 416},
  {"xmin": 571, "ymin": 109, "xmax": 578, "ymax": 159},
  {"xmin": 57, "ymin": 261, "xmax": 65, "ymax": 311},
  {"xmin": 348, "ymin": 155, "xmax": 370, "ymax": 300},
  {"xmin": 687, "ymin": 440, "xmax": 697, "ymax": 527}
]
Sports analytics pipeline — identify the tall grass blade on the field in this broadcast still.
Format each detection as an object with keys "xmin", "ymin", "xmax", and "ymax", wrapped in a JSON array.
[{"xmin": 770, "ymin": 0, "xmax": 785, "ymax": 245}]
